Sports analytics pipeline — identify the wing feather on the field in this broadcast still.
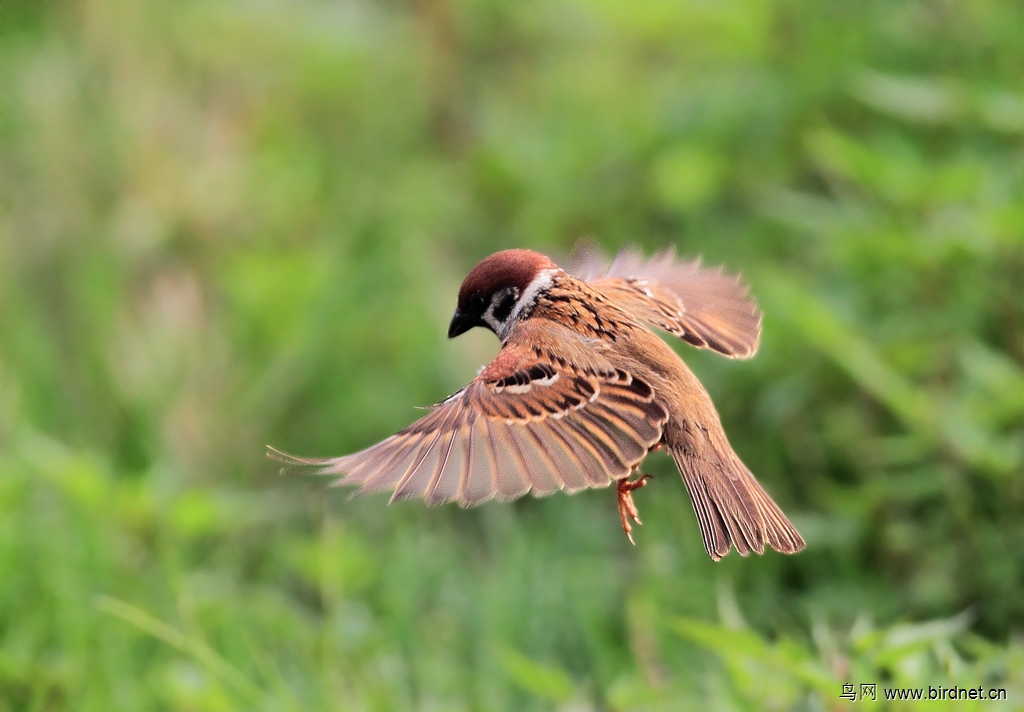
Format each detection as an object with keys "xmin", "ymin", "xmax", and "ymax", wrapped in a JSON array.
[
  {"xmin": 542, "ymin": 416, "xmax": 609, "ymax": 487},
  {"xmin": 568, "ymin": 242, "xmax": 761, "ymax": 359},
  {"xmin": 522, "ymin": 424, "xmax": 590, "ymax": 493},
  {"xmin": 270, "ymin": 321, "xmax": 668, "ymax": 508},
  {"xmin": 489, "ymin": 420, "xmax": 534, "ymax": 503},
  {"xmin": 507, "ymin": 424, "xmax": 562, "ymax": 497},
  {"xmin": 558, "ymin": 416, "xmax": 620, "ymax": 485},
  {"xmin": 571, "ymin": 409, "xmax": 637, "ymax": 469},
  {"xmin": 586, "ymin": 405, "xmax": 652, "ymax": 462},
  {"xmin": 425, "ymin": 416, "xmax": 469, "ymax": 505},
  {"xmin": 347, "ymin": 442, "xmax": 412, "ymax": 494},
  {"xmin": 462, "ymin": 415, "xmax": 499, "ymax": 507}
]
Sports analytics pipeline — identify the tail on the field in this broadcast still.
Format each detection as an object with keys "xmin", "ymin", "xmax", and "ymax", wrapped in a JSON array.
[{"xmin": 667, "ymin": 425, "xmax": 805, "ymax": 561}]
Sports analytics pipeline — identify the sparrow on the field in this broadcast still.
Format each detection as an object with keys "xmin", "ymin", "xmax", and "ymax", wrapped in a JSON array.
[{"xmin": 270, "ymin": 244, "xmax": 805, "ymax": 559}]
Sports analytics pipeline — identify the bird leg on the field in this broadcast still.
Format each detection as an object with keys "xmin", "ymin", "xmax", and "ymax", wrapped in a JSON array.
[{"xmin": 617, "ymin": 473, "xmax": 652, "ymax": 546}]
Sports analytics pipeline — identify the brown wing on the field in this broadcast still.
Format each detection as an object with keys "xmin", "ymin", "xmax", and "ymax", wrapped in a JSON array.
[
  {"xmin": 269, "ymin": 322, "xmax": 668, "ymax": 508},
  {"xmin": 569, "ymin": 242, "xmax": 762, "ymax": 359}
]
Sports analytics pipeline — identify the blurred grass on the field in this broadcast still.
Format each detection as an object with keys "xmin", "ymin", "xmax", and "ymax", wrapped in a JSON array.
[{"xmin": 1, "ymin": 0, "xmax": 1023, "ymax": 709}]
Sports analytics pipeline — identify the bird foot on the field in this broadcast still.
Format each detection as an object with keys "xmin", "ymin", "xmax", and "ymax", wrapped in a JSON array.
[{"xmin": 617, "ymin": 473, "xmax": 652, "ymax": 546}]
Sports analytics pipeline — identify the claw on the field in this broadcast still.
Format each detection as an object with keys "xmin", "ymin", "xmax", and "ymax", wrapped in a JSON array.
[{"xmin": 617, "ymin": 473, "xmax": 652, "ymax": 545}]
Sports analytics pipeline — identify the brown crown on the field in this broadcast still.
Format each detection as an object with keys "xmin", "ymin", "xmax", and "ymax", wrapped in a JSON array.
[{"xmin": 457, "ymin": 249, "xmax": 557, "ymax": 308}]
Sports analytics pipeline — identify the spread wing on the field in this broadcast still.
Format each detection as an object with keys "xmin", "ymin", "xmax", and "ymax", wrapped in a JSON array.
[
  {"xmin": 269, "ymin": 322, "xmax": 668, "ymax": 508},
  {"xmin": 569, "ymin": 242, "xmax": 761, "ymax": 359}
]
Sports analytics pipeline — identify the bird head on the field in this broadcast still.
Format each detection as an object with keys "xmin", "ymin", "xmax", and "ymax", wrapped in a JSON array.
[{"xmin": 449, "ymin": 249, "xmax": 558, "ymax": 341}]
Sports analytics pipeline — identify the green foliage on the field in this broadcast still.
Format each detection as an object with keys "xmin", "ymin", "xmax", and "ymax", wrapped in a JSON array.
[{"xmin": 1, "ymin": 0, "xmax": 1023, "ymax": 709}]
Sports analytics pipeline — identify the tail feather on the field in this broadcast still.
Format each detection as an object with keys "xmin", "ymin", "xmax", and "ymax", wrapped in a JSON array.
[{"xmin": 668, "ymin": 432, "xmax": 804, "ymax": 561}]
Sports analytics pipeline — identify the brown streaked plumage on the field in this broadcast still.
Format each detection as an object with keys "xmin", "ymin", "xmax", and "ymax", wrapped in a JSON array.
[
  {"xmin": 569, "ymin": 242, "xmax": 762, "ymax": 358},
  {"xmin": 269, "ymin": 244, "xmax": 805, "ymax": 560}
]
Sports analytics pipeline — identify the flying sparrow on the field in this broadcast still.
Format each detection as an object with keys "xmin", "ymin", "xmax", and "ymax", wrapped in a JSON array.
[{"xmin": 270, "ymin": 245, "xmax": 805, "ymax": 559}]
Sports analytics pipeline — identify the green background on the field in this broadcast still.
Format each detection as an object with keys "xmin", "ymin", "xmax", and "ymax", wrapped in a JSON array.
[{"xmin": 1, "ymin": 0, "xmax": 1022, "ymax": 709}]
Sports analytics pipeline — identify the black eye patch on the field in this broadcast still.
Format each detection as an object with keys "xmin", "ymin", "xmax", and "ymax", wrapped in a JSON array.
[{"xmin": 491, "ymin": 289, "xmax": 517, "ymax": 322}]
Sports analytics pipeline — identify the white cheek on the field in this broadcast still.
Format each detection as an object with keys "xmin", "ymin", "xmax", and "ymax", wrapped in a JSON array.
[
  {"xmin": 481, "ymin": 294, "xmax": 506, "ymax": 333},
  {"xmin": 505, "ymin": 269, "xmax": 557, "ymax": 331},
  {"xmin": 483, "ymin": 287, "xmax": 518, "ymax": 340},
  {"xmin": 484, "ymin": 269, "xmax": 560, "ymax": 342}
]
